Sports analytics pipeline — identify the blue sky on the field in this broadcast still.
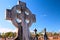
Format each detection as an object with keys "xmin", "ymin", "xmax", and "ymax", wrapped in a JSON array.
[{"xmin": 0, "ymin": 0, "xmax": 60, "ymax": 33}]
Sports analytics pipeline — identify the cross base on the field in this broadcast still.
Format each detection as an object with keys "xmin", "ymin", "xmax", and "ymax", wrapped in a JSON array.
[{"xmin": 15, "ymin": 23, "xmax": 23, "ymax": 40}]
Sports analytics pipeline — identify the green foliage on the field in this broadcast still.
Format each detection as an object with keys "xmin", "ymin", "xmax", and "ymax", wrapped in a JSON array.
[
  {"xmin": 36, "ymin": 34, "xmax": 40, "ymax": 37},
  {"xmin": 53, "ymin": 32, "xmax": 58, "ymax": 36},
  {"xmin": 1, "ymin": 33, "xmax": 5, "ymax": 38},
  {"xmin": 0, "ymin": 33, "xmax": 2, "ymax": 37},
  {"xmin": 1, "ymin": 32, "xmax": 16, "ymax": 38},
  {"xmin": 13, "ymin": 32, "xmax": 16, "ymax": 38},
  {"xmin": 39, "ymin": 32, "xmax": 43, "ymax": 36}
]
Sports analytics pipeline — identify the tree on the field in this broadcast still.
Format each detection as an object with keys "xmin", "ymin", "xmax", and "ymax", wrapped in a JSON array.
[
  {"xmin": 39, "ymin": 32, "xmax": 43, "ymax": 36},
  {"xmin": 1, "ymin": 33, "xmax": 5, "ymax": 38},
  {"xmin": 0, "ymin": 33, "xmax": 2, "ymax": 37},
  {"xmin": 13, "ymin": 32, "xmax": 16, "ymax": 38},
  {"xmin": 53, "ymin": 32, "xmax": 59, "ymax": 36}
]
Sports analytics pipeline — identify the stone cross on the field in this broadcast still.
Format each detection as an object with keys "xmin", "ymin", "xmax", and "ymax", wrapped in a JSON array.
[
  {"xmin": 34, "ymin": 28, "xmax": 38, "ymax": 40},
  {"xmin": 34, "ymin": 28, "xmax": 37, "ymax": 35},
  {"xmin": 44, "ymin": 28, "xmax": 48, "ymax": 40},
  {"xmin": 6, "ymin": 1, "xmax": 36, "ymax": 40}
]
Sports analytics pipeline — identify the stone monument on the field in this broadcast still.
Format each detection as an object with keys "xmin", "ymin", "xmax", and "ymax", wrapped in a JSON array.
[
  {"xmin": 6, "ymin": 0, "xmax": 36, "ymax": 40},
  {"xmin": 34, "ymin": 28, "xmax": 38, "ymax": 40},
  {"xmin": 44, "ymin": 28, "xmax": 48, "ymax": 40}
]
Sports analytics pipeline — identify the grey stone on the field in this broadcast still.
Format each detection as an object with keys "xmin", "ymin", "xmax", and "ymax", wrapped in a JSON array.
[{"xmin": 6, "ymin": 1, "xmax": 36, "ymax": 40}]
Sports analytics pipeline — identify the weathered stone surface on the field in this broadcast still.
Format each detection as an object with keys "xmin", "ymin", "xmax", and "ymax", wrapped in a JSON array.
[{"xmin": 6, "ymin": 1, "xmax": 36, "ymax": 40}]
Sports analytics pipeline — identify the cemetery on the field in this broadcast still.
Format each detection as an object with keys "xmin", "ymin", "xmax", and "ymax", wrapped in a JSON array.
[{"xmin": 0, "ymin": 0, "xmax": 60, "ymax": 40}]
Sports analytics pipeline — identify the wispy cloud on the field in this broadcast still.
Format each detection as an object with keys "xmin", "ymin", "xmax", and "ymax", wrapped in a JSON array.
[
  {"xmin": 40, "ymin": 14, "xmax": 47, "ymax": 17},
  {"xmin": 43, "ymin": 14, "xmax": 47, "ymax": 16}
]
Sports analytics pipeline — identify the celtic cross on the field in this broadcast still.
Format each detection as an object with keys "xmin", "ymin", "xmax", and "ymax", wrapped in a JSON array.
[{"xmin": 6, "ymin": 1, "xmax": 36, "ymax": 40}]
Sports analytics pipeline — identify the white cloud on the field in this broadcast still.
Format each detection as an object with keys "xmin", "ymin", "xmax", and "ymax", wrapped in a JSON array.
[
  {"xmin": 40, "ymin": 14, "xmax": 47, "ymax": 17},
  {"xmin": 30, "ymin": 30, "xmax": 34, "ymax": 32},
  {"xmin": 0, "ymin": 27, "xmax": 18, "ymax": 33},
  {"xmin": 7, "ymin": 20, "xmax": 12, "ymax": 23},
  {"xmin": 4, "ymin": 10, "xmax": 6, "ymax": 20},
  {"xmin": 43, "ymin": 14, "xmax": 47, "ymax": 16}
]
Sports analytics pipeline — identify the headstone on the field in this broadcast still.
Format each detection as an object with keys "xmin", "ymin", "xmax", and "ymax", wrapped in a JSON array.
[
  {"xmin": 34, "ymin": 29, "xmax": 38, "ymax": 40},
  {"xmin": 44, "ymin": 28, "xmax": 48, "ymax": 40},
  {"xmin": 6, "ymin": 0, "xmax": 36, "ymax": 40}
]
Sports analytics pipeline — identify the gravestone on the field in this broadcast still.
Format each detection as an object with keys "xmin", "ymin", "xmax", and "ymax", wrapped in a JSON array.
[
  {"xmin": 34, "ymin": 29, "xmax": 38, "ymax": 40},
  {"xmin": 6, "ymin": 0, "xmax": 36, "ymax": 40},
  {"xmin": 44, "ymin": 28, "xmax": 48, "ymax": 40}
]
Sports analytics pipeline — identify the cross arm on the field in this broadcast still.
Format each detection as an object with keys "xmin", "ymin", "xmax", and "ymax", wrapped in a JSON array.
[
  {"xmin": 32, "ymin": 14, "xmax": 36, "ymax": 23},
  {"xmin": 6, "ymin": 9, "xmax": 12, "ymax": 20}
]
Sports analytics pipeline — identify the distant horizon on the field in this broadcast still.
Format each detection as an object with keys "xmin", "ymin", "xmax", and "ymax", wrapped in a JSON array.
[{"xmin": 0, "ymin": 27, "xmax": 60, "ymax": 33}]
